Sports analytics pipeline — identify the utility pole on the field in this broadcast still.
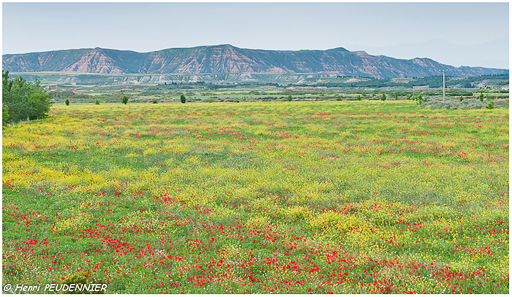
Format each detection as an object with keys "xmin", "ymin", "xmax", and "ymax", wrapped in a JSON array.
[{"xmin": 443, "ymin": 70, "xmax": 446, "ymax": 103}]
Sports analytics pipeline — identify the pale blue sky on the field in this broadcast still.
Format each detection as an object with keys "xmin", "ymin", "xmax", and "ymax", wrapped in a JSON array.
[{"xmin": 2, "ymin": 2, "xmax": 509, "ymax": 68}]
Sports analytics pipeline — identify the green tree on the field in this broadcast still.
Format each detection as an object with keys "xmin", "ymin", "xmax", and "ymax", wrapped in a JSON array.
[
  {"xmin": 459, "ymin": 95, "xmax": 464, "ymax": 102},
  {"xmin": 380, "ymin": 93, "xmax": 386, "ymax": 101},
  {"xmin": 486, "ymin": 100, "xmax": 494, "ymax": 109},
  {"xmin": 121, "ymin": 96, "xmax": 128, "ymax": 105},
  {"xmin": 65, "ymin": 99, "xmax": 70, "ymax": 106},
  {"xmin": 28, "ymin": 89, "xmax": 51, "ymax": 119},
  {"xmin": 287, "ymin": 95, "xmax": 293, "ymax": 101},
  {"xmin": 479, "ymin": 91, "xmax": 484, "ymax": 102},
  {"xmin": 335, "ymin": 94, "xmax": 341, "ymax": 101},
  {"xmin": 180, "ymin": 94, "xmax": 186, "ymax": 104},
  {"xmin": 2, "ymin": 105, "xmax": 9, "ymax": 126},
  {"xmin": 2, "ymin": 70, "xmax": 52, "ymax": 124},
  {"xmin": 95, "ymin": 100, "xmax": 100, "ymax": 105},
  {"xmin": 3, "ymin": 71, "xmax": 32, "ymax": 123},
  {"xmin": 356, "ymin": 95, "xmax": 362, "ymax": 101}
]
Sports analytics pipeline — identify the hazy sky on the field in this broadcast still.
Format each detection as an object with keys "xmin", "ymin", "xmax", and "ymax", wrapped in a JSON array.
[{"xmin": 2, "ymin": 2, "xmax": 509, "ymax": 68}]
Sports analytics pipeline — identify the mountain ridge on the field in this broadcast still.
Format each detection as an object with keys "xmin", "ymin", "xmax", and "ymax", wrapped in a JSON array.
[{"xmin": 3, "ymin": 44, "xmax": 508, "ymax": 79}]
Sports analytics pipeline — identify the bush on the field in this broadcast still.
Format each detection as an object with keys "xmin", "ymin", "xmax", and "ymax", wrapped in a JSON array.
[
  {"xmin": 416, "ymin": 95, "xmax": 425, "ymax": 105},
  {"xmin": 121, "ymin": 96, "xmax": 128, "ymax": 105},
  {"xmin": 356, "ymin": 95, "xmax": 361, "ymax": 101},
  {"xmin": 95, "ymin": 100, "xmax": 100, "ymax": 105},
  {"xmin": 180, "ymin": 94, "xmax": 186, "ymax": 104},
  {"xmin": 459, "ymin": 95, "xmax": 463, "ymax": 102},
  {"xmin": 380, "ymin": 94, "xmax": 386, "ymax": 101},
  {"xmin": 287, "ymin": 95, "xmax": 293, "ymax": 101},
  {"xmin": 60, "ymin": 270, "xmax": 107, "ymax": 294},
  {"xmin": 65, "ymin": 99, "xmax": 70, "ymax": 106},
  {"xmin": 486, "ymin": 100, "xmax": 495, "ymax": 109}
]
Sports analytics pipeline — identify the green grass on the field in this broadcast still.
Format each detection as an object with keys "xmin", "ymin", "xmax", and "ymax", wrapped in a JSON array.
[{"xmin": 2, "ymin": 100, "xmax": 508, "ymax": 294}]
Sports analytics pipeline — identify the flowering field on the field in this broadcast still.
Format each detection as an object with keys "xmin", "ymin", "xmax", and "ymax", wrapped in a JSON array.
[{"xmin": 2, "ymin": 101, "xmax": 508, "ymax": 293}]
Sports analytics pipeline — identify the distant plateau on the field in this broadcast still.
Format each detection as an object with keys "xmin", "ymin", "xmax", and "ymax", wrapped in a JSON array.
[{"xmin": 2, "ymin": 44, "xmax": 508, "ymax": 79}]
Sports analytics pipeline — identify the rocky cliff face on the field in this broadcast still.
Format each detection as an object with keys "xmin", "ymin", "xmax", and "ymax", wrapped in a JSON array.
[
  {"xmin": 62, "ymin": 50, "xmax": 124, "ymax": 74},
  {"xmin": 3, "ymin": 44, "xmax": 508, "ymax": 79}
]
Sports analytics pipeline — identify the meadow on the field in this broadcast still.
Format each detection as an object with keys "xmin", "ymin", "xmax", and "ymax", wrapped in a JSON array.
[{"xmin": 2, "ymin": 100, "xmax": 509, "ymax": 293}]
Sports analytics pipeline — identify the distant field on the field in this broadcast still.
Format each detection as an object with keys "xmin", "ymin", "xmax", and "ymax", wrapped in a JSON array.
[
  {"xmin": 2, "ymin": 101, "xmax": 508, "ymax": 293},
  {"xmin": 9, "ymin": 72, "xmax": 509, "ymax": 90},
  {"xmin": 8, "ymin": 72, "xmax": 337, "ymax": 86}
]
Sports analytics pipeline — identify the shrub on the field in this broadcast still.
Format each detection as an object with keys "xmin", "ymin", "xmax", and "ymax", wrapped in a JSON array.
[
  {"xmin": 380, "ymin": 94, "xmax": 386, "ymax": 101},
  {"xmin": 459, "ymin": 95, "xmax": 463, "ymax": 102},
  {"xmin": 416, "ymin": 95, "xmax": 424, "ymax": 105},
  {"xmin": 95, "ymin": 100, "xmax": 100, "ymax": 105},
  {"xmin": 121, "ymin": 96, "xmax": 128, "ymax": 105},
  {"xmin": 60, "ymin": 271, "xmax": 107, "ymax": 294},
  {"xmin": 356, "ymin": 95, "xmax": 361, "ymax": 101},
  {"xmin": 407, "ymin": 93, "xmax": 413, "ymax": 100},
  {"xmin": 65, "ymin": 99, "xmax": 70, "ymax": 106},
  {"xmin": 287, "ymin": 95, "xmax": 293, "ymax": 101},
  {"xmin": 479, "ymin": 91, "xmax": 484, "ymax": 102},
  {"xmin": 152, "ymin": 99, "xmax": 158, "ymax": 104},
  {"xmin": 486, "ymin": 100, "xmax": 495, "ymax": 109},
  {"xmin": 180, "ymin": 94, "xmax": 186, "ymax": 104}
]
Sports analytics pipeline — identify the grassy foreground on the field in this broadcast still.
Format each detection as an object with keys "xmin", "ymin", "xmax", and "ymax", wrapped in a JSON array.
[{"xmin": 2, "ymin": 101, "xmax": 508, "ymax": 293}]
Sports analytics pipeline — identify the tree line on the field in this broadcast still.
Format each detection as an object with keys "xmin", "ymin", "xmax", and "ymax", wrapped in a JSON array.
[
  {"xmin": 317, "ymin": 74, "xmax": 509, "ymax": 89},
  {"xmin": 2, "ymin": 71, "xmax": 52, "ymax": 126}
]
